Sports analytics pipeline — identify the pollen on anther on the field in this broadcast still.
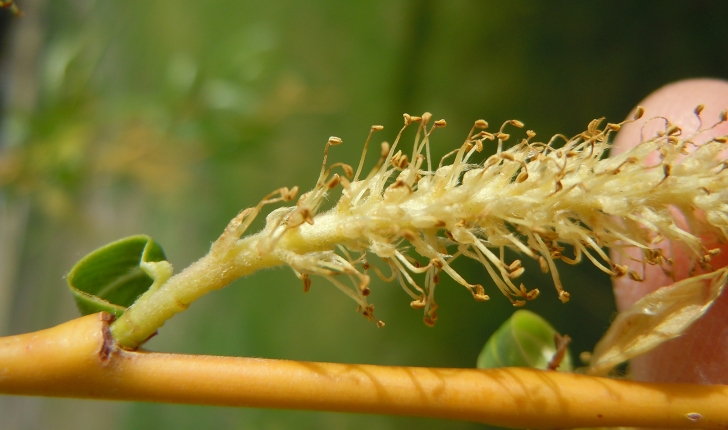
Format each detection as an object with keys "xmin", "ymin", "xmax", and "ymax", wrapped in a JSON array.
[
  {"xmin": 607, "ymin": 123, "xmax": 621, "ymax": 132},
  {"xmin": 326, "ymin": 175, "xmax": 341, "ymax": 189},
  {"xmin": 302, "ymin": 274, "xmax": 312, "ymax": 293}
]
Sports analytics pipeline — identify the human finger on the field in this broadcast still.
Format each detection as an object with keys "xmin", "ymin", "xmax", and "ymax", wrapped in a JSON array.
[{"xmin": 610, "ymin": 78, "xmax": 728, "ymax": 383}]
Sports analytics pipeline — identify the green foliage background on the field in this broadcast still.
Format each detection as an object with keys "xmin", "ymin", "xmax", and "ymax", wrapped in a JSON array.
[{"xmin": 1, "ymin": 1, "xmax": 727, "ymax": 429}]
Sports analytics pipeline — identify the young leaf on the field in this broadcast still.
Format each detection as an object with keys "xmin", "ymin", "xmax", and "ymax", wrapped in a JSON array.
[
  {"xmin": 67, "ymin": 235, "xmax": 170, "ymax": 318},
  {"xmin": 588, "ymin": 267, "xmax": 728, "ymax": 376},
  {"xmin": 477, "ymin": 310, "xmax": 572, "ymax": 371}
]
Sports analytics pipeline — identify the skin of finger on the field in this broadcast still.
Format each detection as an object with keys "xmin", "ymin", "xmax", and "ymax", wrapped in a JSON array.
[{"xmin": 610, "ymin": 78, "xmax": 728, "ymax": 383}]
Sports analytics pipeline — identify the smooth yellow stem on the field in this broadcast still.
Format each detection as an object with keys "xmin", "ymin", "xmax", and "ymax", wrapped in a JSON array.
[{"xmin": 2, "ymin": 313, "xmax": 728, "ymax": 429}]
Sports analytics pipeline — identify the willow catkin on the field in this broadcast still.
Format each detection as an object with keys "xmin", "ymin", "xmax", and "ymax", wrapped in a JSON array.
[
  {"xmin": 112, "ymin": 108, "xmax": 728, "ymax": 348},
  {"xmin": 222, "ymin": 109, "xmax": 728, "ymax": 326}
]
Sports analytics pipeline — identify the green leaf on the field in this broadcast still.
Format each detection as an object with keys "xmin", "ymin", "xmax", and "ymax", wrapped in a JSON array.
[
  {"xmin": 67, "ymin": 235, "xmax": 169, "ymax": 318},
  {"xmin": 477, "ymin": 310, "xmax": 572, "ymax": 371}
]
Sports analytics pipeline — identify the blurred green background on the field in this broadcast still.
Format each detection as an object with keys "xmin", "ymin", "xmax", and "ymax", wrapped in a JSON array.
[{"xmin": 1, "ymin": 1, "xmax": 727, "ymax": 429}]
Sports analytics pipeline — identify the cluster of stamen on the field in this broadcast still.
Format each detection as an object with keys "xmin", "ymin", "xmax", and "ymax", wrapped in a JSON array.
[{"xmin": 217, "ymin": 107, "xmax": 728, "ymax": 327}]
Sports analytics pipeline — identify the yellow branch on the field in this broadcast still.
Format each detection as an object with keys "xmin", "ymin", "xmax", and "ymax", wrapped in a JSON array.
[{"xmin": 2, "ymin": 313, "xmax": 727, "ymax": 428}]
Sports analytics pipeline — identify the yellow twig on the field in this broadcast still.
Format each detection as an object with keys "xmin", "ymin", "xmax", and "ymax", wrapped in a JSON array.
[{"xmin": 2, "ymin": 313, "xmax": 727, "ymax": 428}]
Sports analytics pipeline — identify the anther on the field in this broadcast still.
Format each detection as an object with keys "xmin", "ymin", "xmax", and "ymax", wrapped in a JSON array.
[
  {"xmin": 628, "ymin": 271, "xmax": 644, "ymax": 282},
  {"xmin": 509, "ymin": 119, "xmax": 525, "ymax": 128},
  {"xmin": 372, "ymin": 125, "xmax": 384, "ymax": 131},
  {"xmin": 397, "ymin": 155, "xmax": 409, "ymax": 169},
  {"xmin": 403, "ymin": 113, "xmax": 412, "ymax": 125},
  {"xmin": 287, "ymin": 207, "xmax": 314, "ymax": 228},
  {"xmin": 302, "ymin": 274, "xmax": 311, "ymax": 293},
  {"xmin": 475, "ymin": 119, "xmax": 489, "ymax": 129},
  {"xmin": 612, "ymin": 265, "xmax": 628, "ymax": 277},
  {"xmin": 509, "ymin": 267, "xmax": 525, "ymax": 279},
  {"xmin": 326, "ymin": 174, "xmax": 341, "ymax": 189},
  {"xmin": 666, "ymin": 124, "xmax": 681, "ymax": 136},
  {"xmin": 523, "ymin": 286, "xmax": 539, "ymax": 300},
  {"xmin": 633, "ymin": 106, "xmax": 645, "ymax": 120},
  {"xmin": 472, "ymin": 284, "xmax": 489, "ymax": 301},
  {"xmin": 558, "ymin": 291, "xmax": 570, "ymax": 303},
  {"xmin": 328, "ymin": 136, "xmax": 343, "ymax": 146},
  {"xmin": 410, "ymin": 299, "xmax": 426, "ymax": 309},
  {"xmin": 721, "ymin": 109, "xmax": 728, "ymax": 122},
  {"xmin": 282, "ymin": 186, "xmax": 299, "ymax": 201},
  {"xmin": 391, "ymin": 151, "xmax": 409, "ymax": 169},
  {"xmin": 400, "ymin": 229, "xmax": 418, "ymax": 241},
  {"xmin": 694, "ymin": 104, "xmax": 705, "ymax": 116},
  {"xmin": 434, "ymin": 119, "xmax": 447, "ymax": 128},
  {"xmin": 341, "ymin": 164, "xmax": 354, "ymax": 178}
]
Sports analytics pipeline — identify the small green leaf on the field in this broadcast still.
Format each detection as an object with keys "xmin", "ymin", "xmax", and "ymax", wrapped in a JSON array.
[
  {"xmin": 67, "ymin": 235, "xmax": 168, "ymax": 318},
  {"xmin": 477, "ymin": 310, "xmax": 572, "ymax": 371}
]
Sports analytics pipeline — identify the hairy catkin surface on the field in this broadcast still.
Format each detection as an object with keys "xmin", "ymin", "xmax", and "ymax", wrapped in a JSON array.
[{"xmin": 223, "ymin": 109, "xmax": 728, "ymax": 327}]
